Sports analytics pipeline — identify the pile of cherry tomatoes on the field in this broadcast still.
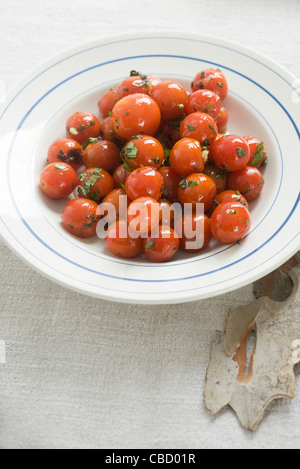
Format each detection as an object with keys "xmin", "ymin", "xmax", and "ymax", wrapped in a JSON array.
[{"xmin": 40, "ymin": 69, "xmax": 267, "ymax": 262}]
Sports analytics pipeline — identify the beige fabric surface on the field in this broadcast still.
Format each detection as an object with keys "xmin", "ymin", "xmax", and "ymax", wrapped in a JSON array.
[{"xmin": 0, "ymin": 0, "xmax": 299, "ymax": 449}]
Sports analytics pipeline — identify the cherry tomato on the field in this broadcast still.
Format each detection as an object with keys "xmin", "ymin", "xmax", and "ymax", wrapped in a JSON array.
[
  {"xmin": 176, "ymin": 211, "xmax": 212, "ymax": 252},
  {"xmin": 158, "ymin": 198, "xmax": 175, "ymax": 227},
  {"xmin": 82, "ymin": 140, "xmax": 121, "ymax": 172},
  {"xmin": 77, "ymin": 167, "xmax": 114, "ymax": 202},
  {"xmin": 113, "ymin": 163, "xmax": 132, "ymax": 188},
  {"xmin": 116, "ymin": 73, "xmax": 152, "ymax": 101},
  {"xmin": 177, "ymin": 173, "xmax": 217, "ymax": 212},
  {"xmin": 203, "ymin": 163, "xmax": 228, "ymax": 194},
  {"xmin": 125, "ymin": 166, "xmax": 164, "ymax": 201},
  {"xmin": 210, "ymin": 201, "xmax": 251, "ymax": 244},
  {"xmin": 214, "ymin": 190, "xmax": 249, "ymax": 210},
  {"xmin": 157, "ymin": 119, "xmax": 182, "ymax": 148},
  {"xmin": 62, "ymin": 198, "xmax": 100, "ymax": 238},
  {"xmin": 98, "ymin": 88, "xmax": 117, "ymax": 118},
  {"xmin": 127, "ymin": 197, "xmax": 161, "ymax": 235},
  {"xmin": 101, "ymin": 188, "xmax": 130, "ymax": 225},
  {"xmin": 192, "ymin": 68, "xmax": 228, "ymax": 101},
  {"xmin": 227, "ymin": 166, "xmax": 265, "ymax": 201},
  {"xmin": 216, "ymin": 106, "xmax": 228, "ymax": 133},
  {"xmin": 112, "ymin": 93, "xmax": 161, "ymax": 140},
  {"xmin": 149, "ymin": 80, "xmax": 188, "ymax": 120},
  {"xmin": 105, "ymin": 220, "xmax": 142, "ymax": 258},
  {"xmin": 179, "ymin": 112, "xmax": 218, "ymax": 147},
  {"xmin": 142, "ymin": 225, "xmax": 179, "ymax": 262},
  {"xmin": 40, "ymin": 162, "xmax": 78, "ymax": 199},
  {"xmin": 185, "ymin": 89, "xmax": 221, "ymax": 120},
  {"xmin": 243, "ymin": 136, "xmax": 267, "ymax": 168},
  {"xmin": 123, "ymin": 135, "xmax": 164, "ymax": 170},
  {"xmin": 47, "ymin": 138, "xmax": 83, "ymax": 168},
  {"xmin": 100, "ymin": 116, "xmax": 117, "ymax": 141},
  {"xmin": 169, "ymin": 138, "xmax": 204, "ymax": 177},
  {"xmin": 66, "ymin": 112, "xmax": 101, "ymax": 144},
  {"xmin": 158, "ymin": 166, "xmax": 181, "ymax": 203},
  {"xmin": 211, "ymin": 134, "xmax": 250, "ymax": 172}
]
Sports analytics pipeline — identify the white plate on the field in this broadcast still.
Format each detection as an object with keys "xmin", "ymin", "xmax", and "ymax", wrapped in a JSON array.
[{"xmin": 0, "ymin": 32, "xmax": 299, "ymax": 304}]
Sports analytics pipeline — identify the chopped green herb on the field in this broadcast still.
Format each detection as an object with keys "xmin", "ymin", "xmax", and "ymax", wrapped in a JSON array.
[
  {"xmin": 108, "ymin": 111, "xmax": 112, "ymax": 117},
  {"xmin": 151, "ymin": 156, "xmax": 160, "ymax": 165},
  {"xmin": 196, "ymin": 82, "xmax": 204, "ymax": 89},
  {"xmin": 57, "ymin": 149, "xmax": 67, "ymax": 162},
  {"xmin": 187, "ymin": 125, "xmax": 196, "ymax": 131},
  {"xmin": 230, "ymin": 210, "xmax": 237, "ymax": 215},
  {"xmin": 54, "ymin": 163, "xmax": 67, "ymax": 170},
  {"xmin": 78, "ymin": 172, "xmax": 88, "ymax": 181},
  {"xmin": 201, "ymin": 139, "xmax": 211, "ymax": 147},
  {"xmin": 245, "ymin": 220, "xmax": 249, "ymax": 227},
  {"xmin": 178, "ymin": 104, "xmax": 184, "ymax": 109},
  {"xmin": 209, "ymin": 123, "xmax": 217, "ymax": 134},
  {"xmin": 145, "ymin": 241, "xmax": 155, "ymax": 250},
  {"xmin": 82, "ymin": 169, "xmax": 103, "ymax": 197},
  {"xmin": 162, "ymin": 187, "xmax": 169, "ymax": 198},
  {"xmin": 124, "ymin": 111, "xmax": 129, "ymax": 115},
  {"xmin": 257, "ymin": 183, "xmax": 263, "ymax": 188},
  {"xmin": 67, "ymin": 224, "xmax": 74, "ymax": 230},
  {"xmin": 77, "ymin": 124, "xmax": 86, "ymax": 132},
  {"xmin": 82, "ymin": 137, "xmax": 100, "ymax": 150},
  {"xmin": 217, "ymin": 82, "xmax": 223, "ymax": 88},
  {"xmin": 125, "ymin": 141, "xmax": 138, "ymax": 159},
  {"xmin": 236, "ymin": 147, "xmax": 247, "ymax": 158},
  {"xmin": 140, "ymin": 201, "xmax": 145, "ymax": 207},
  {"xmin": 120, "ymin": 183, "xmax": 126, "ymax": 191},
  {"xmin": 251, "ymin": 141, "xmax": 264, "ymax": 166},
  {"xmin": 204, "ymin": 102, "xmax": 213, "ymax": 113},
  {"xmin": 85, "ymin": 213, "xmax": 101, "ymax": 229},
  {"xmin": 235, "ymin": 190, "xmax": 241, "ymax": 195},
  {"xmin": 201, "ymin": 72, "xmax": 206, "ymax": 79},
  {"xmin": 131, "ymin": 135, "xmax": 143, "ymax": 139}
]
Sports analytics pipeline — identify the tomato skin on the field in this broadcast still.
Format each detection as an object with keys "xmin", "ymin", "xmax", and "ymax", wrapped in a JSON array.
[
  {"xmin": 112, "ymin": 93, "xmax": 161, "ymax": 141},
  {"xmin": 179, "ymin": 112, "xmax": 218, "ymax": 147},
  {"xmin": 98, "ymin": 88, "xmax": 117, "ymax": 118},
  {"xmin": 203, "ymin": 163, "xmax": 228, "ymax": 194},
  {"xmin": 127, "ymin": 196, "xmax": 161, "ymax": 235},
  {"xmin": 157, "ymin": 120, "xmax": 182, "ymax": 148},
  {"xmin": 123, "ymin": 135, "xmax": 164, "ymax": 170},
  {"xmin": 211, "ymin": 134, "xmax": 250, "ymax": 172},
  {"xmin": 185, "ymin": 89, "xmax": 221, "ymax": 120},
  {"xmin": 105, "ymin": 220, "xmax": 142, "ymax": 258},
  {"xmin": 177, "ymin": 173, "xmax": 217, "ymax": 212},
  {"xmin": 227, "ymin": 166, "xmax": 265, "ymax": 201},
  {"xmin": 82, "ymin": 140, "xmax": 121, "ymax": 172},
  {"xmin": 66, "ymin": 112, "xmax": 101, "ymax": 144},
  {"xmin": 101, "ymin": 188, "xmax": 129, "ymax": 225},
  {"xmin": 116, "ymin": 75, "xmax": 151, "ymax": 101},
  {"xmin": 192, "ymin": 68, "xmax": 228, "ymax": 101},
  {"xmin": 214, "ymin": 190, "xmax": 248, "ymax": 210},
  {"xmin": 158, "ymin": 198, "xmax": 175, "ymax": 227},
  {"xmin": 158, "ymin": 166, "xmax": 181, "ymax": 203},
  {"xmin": 113, "ymin": 163, "xmax": 132, "ymax": 188},
  {"xmin": 216, "ymin": 106, "xmax": 228, "ymax": 133},
  {"xmin": 243, "ymin": 136, "xmax": 267, "ymax": 168},
  {"xmin": 176, "ymin": 212, "xmax": 212, "ymax": 252},
  {"xmin": 100, "ymin": 116, "xmax": 117, "ymax": 141},
  {"xmin": 142, "ymin": 225, "xmax": 179, "ymax": 262},
  {"xmin": 77, "ymin": 167, "xmax": 115, "ymax": 202},
  {"xmin": 210, "ymin": 201, "xmax": 251, "ymax": 244},
  {"xmin": 40, "ymin": 162, "xmax": 78, "ymax": 199},
  {"xmin": 170, "ymin": 138, "xmax": 204, "ymax": 177},
  {"xmin": 47, "ymin": 138, "xmax": 83, "ymax": 168},
  {"xmin": 62, "ymin": 198, "xmax": 100, "ymax": 238},
  {"xmin": 149, "ymin": 80, "xmax": 188, "ymax": 121},
  {"xmin": 125, "ymin": 166, "xmax": 164, "ymax": 201}
]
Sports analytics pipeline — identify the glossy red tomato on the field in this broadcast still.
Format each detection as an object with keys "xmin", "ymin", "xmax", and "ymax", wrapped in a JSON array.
[
  {"xmin": 210, "ymin": 201, "xmax": 251, "ymax": 244},
  {"xmin": 203, "ymin": 163, "xmax": 228, "ymax": 194},
  {"xmin": 157, "ymin": 119, "xmax": 182, "ymax": 148},
  {"xmin": 211, "ymin": 134, "xmax": 250, "ymax": 172},
  {"xmin": 105, "ymin": 220, "xmax": 142, "ymax": 258},
  {"xmin": 66, "ymin": 112, "xmax": 101, "ymax": 144},
  {"xmin": 98, "ymin": 88, "xmax": 117, "ymax": 118},
  {"xmin": 77, "ymin": 167, "xmax": 114, "ymax": 202},
  {"xmin": 192, "ymin": 68, "xmax": 228, "ymax": 101},
  {"xmin": 175, "ymin": 211, "xmax": 212, "ymax": 252},
  {"xmin": 113, "ymin": 163, "xmax": 132, "ymax": 188},
  {"xmin": 112, "ymin": 93, "xmax": 161, "ymax": 140},
  {"xmin": 149, "ymin": 80, "xmax": 188, "ymax": 120},
  {"xmin": 185, "ymin": 89, "xmax": 221, "ymax": 120},
  {"xmin": 179, "ymin": 112, "xmax": 218, "ymax": 147},
  {"xmin": 116, "ymin": 73, "xmax": 152, "ymax": 100},
  {"xmin": 47, "ymin": 138, "xmax": 83, "ymax": 168},
  {"xmin": 100, "ymin": 116, "xmax": 116, "ymax": 141},
  {"xmin": 227, "ymin": 166, "xmax": 265, "ymax": 201},
  {"xmin": 82, "ymin": 140, "xmax": 121, "ymax": 172},
  {"xmin": 158, "ymin": 166, "xmax": 181, "ymax": 203},
  {"xmin": 127, "ymin": 197, "xmax": 161, "ymax": 236},
  {"xmin": 216, "ymin": 106, "xmax": 228, "ymax": 133},
  {"xmin": 101, "ymin": 188, "xmax": 130, "ymax": 225},
  {"xmin": 62, "ymin": 198, "xmax": 100, "ymax": 238},
  {"xmin": 123, "ymin": 135, "xmax": 164, "ymax": 169},
  {"xmin": 177, "ymin": 173, "xmax": 217, "ymax": 212},
  {"xmin": 40, "ymin": 162, "xmax": 78, "ymax": 199},
  {"xmin": 243, "ymin": 136, "xmax": 267, "ymax": 168},
  {"xmin": 170, "ymin": 138, "xmax": 204, "ymax": 177},
  {"xmin": 214, "ymin": 190, "xmax": 249, "ymax": 210},
  {"xmin": 142, "ymin": 225, "xmax": 180, "ymax": 262},
  {"xmin": 158, "ymin": 198, "xmax": 175, "ymax": 227},
  {"xmin": 125, "ymin": 166, "xmax": 164, "ymax": 201}
]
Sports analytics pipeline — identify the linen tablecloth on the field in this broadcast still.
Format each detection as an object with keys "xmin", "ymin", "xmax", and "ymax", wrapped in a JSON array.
[{"xmin": 0, "ymin": 0, "xmax": 299, "ymax": 449}]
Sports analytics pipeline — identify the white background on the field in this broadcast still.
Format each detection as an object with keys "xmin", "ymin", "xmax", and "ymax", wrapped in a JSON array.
[{"xmin": 0, "ymin": 0, "xmax": 299, "ymax": 449}]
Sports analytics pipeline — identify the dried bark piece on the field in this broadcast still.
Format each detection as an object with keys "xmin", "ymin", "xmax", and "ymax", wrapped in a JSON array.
[{"xmin": 204, "ymin": 259, "xmax": 300, "ymax": 431}]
